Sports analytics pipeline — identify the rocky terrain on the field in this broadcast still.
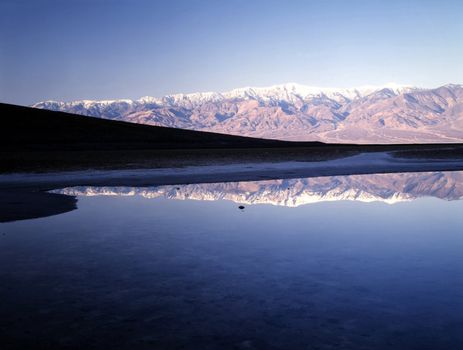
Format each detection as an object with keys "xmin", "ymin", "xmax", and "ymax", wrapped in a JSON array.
[{"xmin": 33, "ymin": 83, "xmax": 463, "ymax": 144}]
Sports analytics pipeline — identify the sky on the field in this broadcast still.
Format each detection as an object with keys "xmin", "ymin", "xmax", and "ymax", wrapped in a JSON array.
[{"xmin": 1, "ymin": 0, "xmax": 462, "ymax": 105}]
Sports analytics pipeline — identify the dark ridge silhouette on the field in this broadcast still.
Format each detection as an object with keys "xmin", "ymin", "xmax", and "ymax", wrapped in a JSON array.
[{"xmin": 1, "ymin": 103, "xmax": 325, "ymax": 151}]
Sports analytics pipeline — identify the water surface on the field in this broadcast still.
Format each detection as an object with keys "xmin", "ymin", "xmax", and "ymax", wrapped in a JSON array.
[{"xmin": 1, "ymin": 171, "xmax": 463, "ymax": 349}]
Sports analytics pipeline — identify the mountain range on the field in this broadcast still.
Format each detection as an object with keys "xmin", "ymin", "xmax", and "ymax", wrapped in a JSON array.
[
  {"xmin": 55, "ymin": 171, "xmax": 463, "ymax": 207},
  {"xmin": 33, "ymin": 83, "xmax": 463, "ymax": 144}
]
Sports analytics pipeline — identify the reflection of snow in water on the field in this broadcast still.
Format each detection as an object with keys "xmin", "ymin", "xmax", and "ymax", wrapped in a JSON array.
[{"xmin": 53, "ymin": 171, "xmax": 463, "ymax": 207}]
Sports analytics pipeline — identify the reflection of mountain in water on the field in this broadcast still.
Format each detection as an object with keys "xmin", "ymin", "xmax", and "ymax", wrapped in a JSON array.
[{"xmin": 55, "ymin": 171, "xmax": 463, "ymax": 207}]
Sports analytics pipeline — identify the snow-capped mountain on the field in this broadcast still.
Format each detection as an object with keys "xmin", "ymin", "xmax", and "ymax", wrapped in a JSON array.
[
  {"xmin": 54, "ymin": 171, "xmax": 463, "ymax": 207},
  {"xmin": 33, "ymin": 83, "xmax": 463, "ymax": 143}
]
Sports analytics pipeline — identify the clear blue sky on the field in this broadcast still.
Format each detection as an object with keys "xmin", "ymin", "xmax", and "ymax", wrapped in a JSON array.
[{"xmin": 1, "ymin": 0, "xmax": 462, "ymax": 105}]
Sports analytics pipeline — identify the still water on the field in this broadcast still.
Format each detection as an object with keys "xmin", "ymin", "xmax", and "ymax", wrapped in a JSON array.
[{"xmin": 1, "ymin": 171, "xmax": 463, "ymax": 349}]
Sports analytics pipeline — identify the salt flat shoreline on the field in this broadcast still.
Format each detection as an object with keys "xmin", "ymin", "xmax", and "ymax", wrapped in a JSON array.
[
  {"xmin": 1, "ymin": 152, "xmax": 463, "ymax": 222},
  {"xmin": 2, "ymin": 152, "xmax": 463, "ymax": 191}
]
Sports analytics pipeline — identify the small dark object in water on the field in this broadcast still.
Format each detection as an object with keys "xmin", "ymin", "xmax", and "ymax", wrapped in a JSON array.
[
  {"xmin": 176, "ymin": 187, "xmax": 180, "ymax": 190},
  {"xmin": 238, "ymin": 205, "xmax": 245, "ymax": 210}
]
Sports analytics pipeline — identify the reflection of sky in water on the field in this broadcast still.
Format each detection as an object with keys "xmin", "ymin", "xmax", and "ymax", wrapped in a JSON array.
[
  {"xmin": 2, "ymin": 171, "xmax": 463, "ymax": 349},
  {"xmin": 55, "ymin": 171, "xmax": 463, "ymax": 206}
]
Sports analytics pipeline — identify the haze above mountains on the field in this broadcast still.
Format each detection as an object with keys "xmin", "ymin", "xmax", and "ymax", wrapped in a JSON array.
[{"xmin": 33, "ymin": 83, "xmax": 463, "ymax": 144}]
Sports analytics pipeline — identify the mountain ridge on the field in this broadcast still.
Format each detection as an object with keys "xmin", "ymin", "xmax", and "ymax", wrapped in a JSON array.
[
  {"xmin": 32, "ymin": 83, "xmax": 463, "ymax": 144},
  {"xmin": 33, "ymin": 82, "xmax": 418, "ymax": 106}
]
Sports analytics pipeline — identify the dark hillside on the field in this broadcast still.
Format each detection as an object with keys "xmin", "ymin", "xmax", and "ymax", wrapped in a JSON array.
[{"xmin": 0, "ymin": 103, "xmax": 324, "ymax": 151}]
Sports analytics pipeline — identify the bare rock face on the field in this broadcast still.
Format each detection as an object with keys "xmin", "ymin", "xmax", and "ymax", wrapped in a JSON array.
[{"xmin": 33, "ymin": 83, "xmax": 463, "ymax": 144}]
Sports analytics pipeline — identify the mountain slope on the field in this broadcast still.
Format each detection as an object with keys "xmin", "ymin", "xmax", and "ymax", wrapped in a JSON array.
[{"xmin": 32, "ymin": 83, "xmax": 463, "ymax": 144}]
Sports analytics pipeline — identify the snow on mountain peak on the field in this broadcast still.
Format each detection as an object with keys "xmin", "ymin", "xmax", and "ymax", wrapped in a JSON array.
[
  {"xmin": 33, "ymin": 82, "xmax": 418, "ymax": 108},
  {"xmin": 214, "ymin": 82, "xmax": 415, "ymax": 103}
]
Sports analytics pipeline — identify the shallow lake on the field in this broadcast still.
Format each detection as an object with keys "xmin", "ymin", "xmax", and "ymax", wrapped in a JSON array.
[{"xmin": 1, "ymin": 171, "xmax": 463, "ymax": 349}]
